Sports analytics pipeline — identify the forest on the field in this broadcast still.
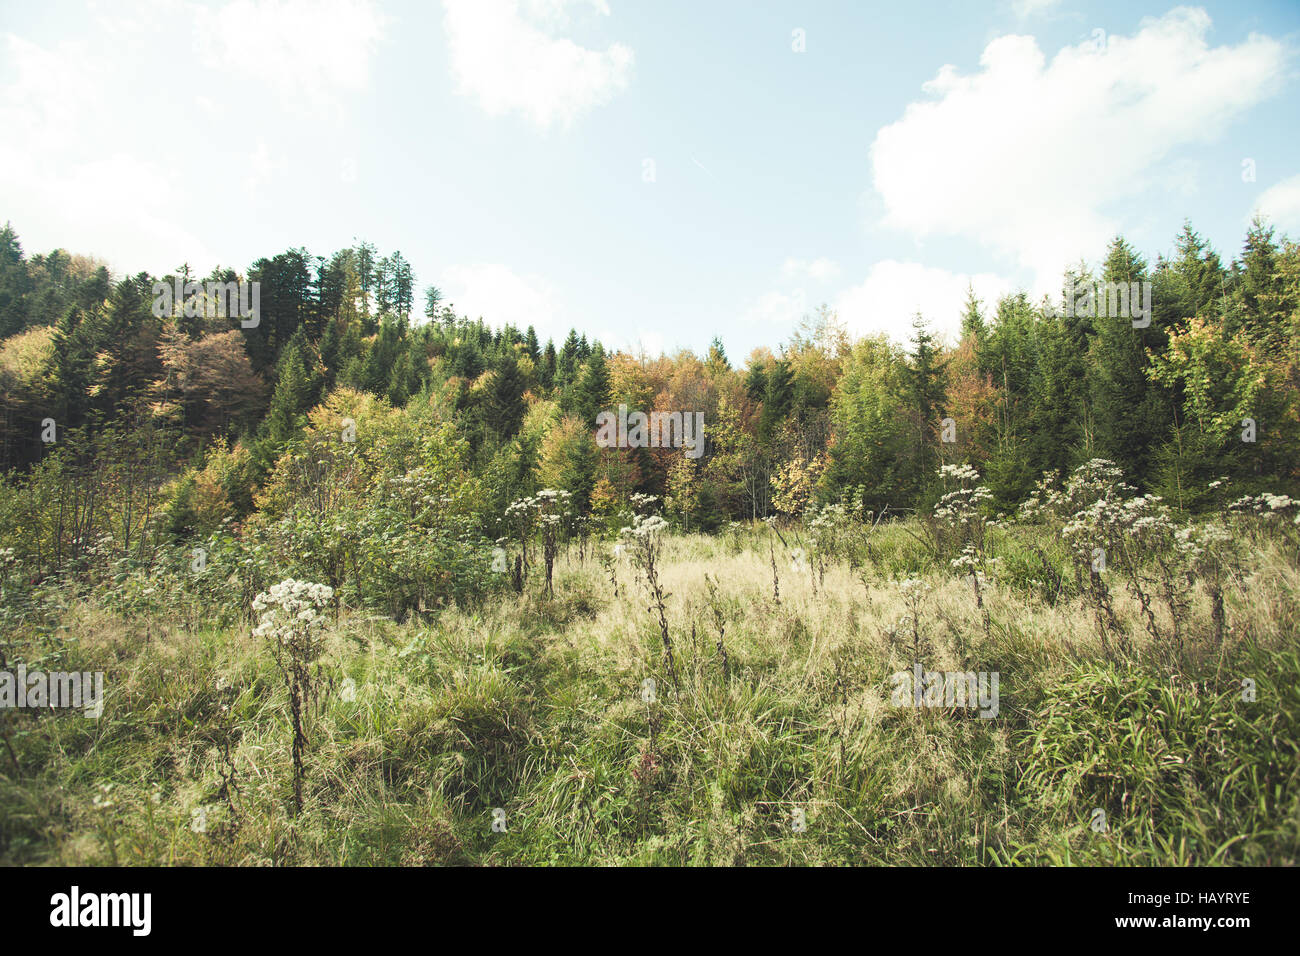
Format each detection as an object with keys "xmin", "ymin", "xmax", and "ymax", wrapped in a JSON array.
[{"xmin": 3, "ymin": 217, "xmax": 1297, "ymax": 549}]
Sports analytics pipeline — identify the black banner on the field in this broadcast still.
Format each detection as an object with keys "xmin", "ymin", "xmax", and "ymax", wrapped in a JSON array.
[{"xmin": 3, "ymin": 865, "xmax": 1278, "ymax": 942}]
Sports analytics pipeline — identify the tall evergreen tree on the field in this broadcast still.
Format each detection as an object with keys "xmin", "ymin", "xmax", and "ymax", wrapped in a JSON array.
[
  {"xmin": 959, "ymin": 285, "xmax": 986, "ymax": 345},
  {"xmin": 0, "ymin": 222, "xmax": 31, "ymax": 339},
  {"xmin": 902, "ymin": 315, "xmax": 949, "ymax": 494},
  {"xmin": 423, "ymin": 285, "xmax": 443, "ymax": 323},
  {"xmin": 556, "ymin": 330, "xmax": 582, "ymax": 388},
  {"xmin": 260, "ymin": 336, "xmax": 313, "ymax": 455},
  {"xmin": 1087, "ymin": 236, "xmax": 1167, "ymax": 484},
  {"xmin": 573, "ymin": 343, "xmax": 611, "ymax": 425}
]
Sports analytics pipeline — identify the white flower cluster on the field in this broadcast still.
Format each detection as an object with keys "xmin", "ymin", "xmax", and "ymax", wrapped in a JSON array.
[
  {"xmin": 808, "ymin": 503, "xmax": 848, "ymax": 531},
  {"xmin": 92, "ymin": 783, "xmax": 115, "ymax": 810},
  {"xmin": 1172, "ymin": 522, "xmax": 1233, "ymax": 562},
  {"xmin": 933, "ymin": 465, "xmax": 992, "ymax": 528},
  {"xmin": 629, "ymin": 493, "xmax": 660, "ymax": 514},
  {"xmin": 253, "ymin": 578, "xmax": 334, "ymax": 645},
  {"xmin": 1229, "ymin": 493, "xmax": 1300, "ymax": 522},
  {"xmin": 1016, "ymin": 471, "xmax": 1062, "ymax": 523},
  {"xmin": 1128, "ymin": 500, "xmax": 1177, "ymax": 540},
  {"xmin": 507, "ymin": 488, "xmax": 574, "ymax": 520},
  {"xmin": 933, "ymin": 485, "xmax": 994, "ymax": 525},
  {"xmin": 950, "ymin": 545, "xmax": 999, "ymax": 578},
  {"xmin": 384, "ymin": 468, "xmax": 453, "ymax": 510},
  {"xmin": 898, "ymin": 577, "xmax": 930, "ymax": 598},
  {"xmin": 1073, "ymin": 458, "xmax": 1128, "ymax": 488},
  {"xmin": 504, "ymin": 498, "xmax": 534, "ymax": 520},
  {"xmin": 620, "ymin": 513, "xmax": 668, "ymax": 539},
  {"xmin": 1019, "ymin": 460, "xmax": 1135, "ymax": 525},
  {"xmin": 1060, "ymin": 493, "xmax": 1174, "ymax": 553},
  {"xmin": 938, "ymin": 464, "xmax": 981, "ymax": 484}
]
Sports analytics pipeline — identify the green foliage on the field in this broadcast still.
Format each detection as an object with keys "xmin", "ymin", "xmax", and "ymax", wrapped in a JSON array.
[{"xmin": 1010, "ymin": 649, "xmax": 1300, "ymax": 864}]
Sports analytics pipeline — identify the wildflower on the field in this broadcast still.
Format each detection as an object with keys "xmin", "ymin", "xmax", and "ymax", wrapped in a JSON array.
[
  {"xmin": 620, "ymin": 513, "xmax": 668, "ymax": 539},
  {"xmin": 898, "ymin": 577, "xmax": 930, "ymax": 597}
]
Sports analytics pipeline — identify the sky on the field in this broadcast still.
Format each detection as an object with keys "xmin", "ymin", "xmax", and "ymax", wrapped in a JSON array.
[{"xmin": 1, "ymin": 0, "xmax": 1298, "ymax": 359}]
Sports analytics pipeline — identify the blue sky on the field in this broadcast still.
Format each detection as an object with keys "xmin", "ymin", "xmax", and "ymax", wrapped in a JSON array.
[{"xmin": 1, "ymin": 0, "xmax": 1297, "ymax": 359}]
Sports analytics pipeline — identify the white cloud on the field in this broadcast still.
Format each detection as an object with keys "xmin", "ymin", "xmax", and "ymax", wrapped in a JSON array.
[
  {"xmin": 1254, "ymin": 174, "xmax": 1300, "ymax": 236},
  {"xmin": 440, "ymin": 263, "xmax": 567, "ymax": 337},
  {"xmin": 0, "ymin": 0, "xmax": 387, "ymax": 274},
  {"xmin": 244, "ymin": 141, "xmax": 285, "ymax": 193},
  {"xmin": 193, "ymin": 0, "xmax": 387, "ymax": 114},
  {"xmin": 780, "ymin": 257, "xmax": 840, "ymax": 281},
  {"xmin": 1011, "ymin": 0, "xmax": 1061, "ymax": 18},
  {"xmin": 442, "ymin": 0, "xmax": 633, "ymax": 129},
  {"xmin": 0, "ymin": 28, "xmax": 214, "ymax": 273},
  {"xmin": 742, "ymin": 289, "xmax": 812, "ymax": 327},
  {"xmin": 834, "ymin": 260, "xmax": 1014, "ymax": 344},
  {"xmin": 871, "ymin": 8, "xmax": 1286, "ymax": 288},
  {"xmin": 740, "ymin": 257, "xmax": 842, "ymax": 327}
]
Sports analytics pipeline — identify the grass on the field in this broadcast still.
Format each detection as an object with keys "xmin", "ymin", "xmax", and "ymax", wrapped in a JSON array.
[{"xmin": 1, "ymin": 520, "xmax": 1297, "ymax": 866}]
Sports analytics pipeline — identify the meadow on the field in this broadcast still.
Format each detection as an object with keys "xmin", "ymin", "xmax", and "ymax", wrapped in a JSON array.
[{"xmin": 3, "ymin": 465, "xmax": 1297, "ymax": 867}]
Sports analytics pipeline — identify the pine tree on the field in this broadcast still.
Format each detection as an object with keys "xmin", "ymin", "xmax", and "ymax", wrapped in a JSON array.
[
  {"xmin": 557, "ymin": 330, "xmax": 582, "ymax": 388},
  {"xmin": 1026, "ymin": 313, "xmax": 1086, "ymax": 482},
  {"xmin": 489, "ymin": 351, "xmax": 527, "ymax": 440},
  {"xmin": 822, "ymin": 336, "xmax": 911, "ymax": 513},
  {"xmin": 355, "ymin": 241, "xmax": 377, "ymax": 322},
  {"xmin": 93, "ymin": 275, "xmax": 161, "ymax": 418},
  {"xmin": 903, "ymin": 314, "xmax": 948, "ymax": 491},
  {"xmin": 1170, "ymin": 220, "xmax": 1227, "ymax": 326},
  {"xmin": 390, "ymin": 251, "xmax": 414, "ymax": 318},
  {"xmin": 1087, "ymin": 236, "xmax": 1168, "ymax": 485},
  {"xmin": 387, "ymin": 348, "xmax": 419, "ymax": 407},
  {"xmin": 706, "ymin": 336, "xmax": 730, "ymax": 374},
  {"xmin": 574, "ymin": 344, "xmax": 612, "ymax": 425},
  {"xmin": 539, "ymin": 340, "xmax": 557, "ymax": 390},
  {"xmin": 1235, "ymin": 215, "xmax": 1286, "ymax": 351},
  {"xmin": 261, "ymin": 337, "xmax": 313, "ymax": 452},
  {"xmin": 423, "ymin": 285, "xmax": 443, "ymax": 323},
  {"xmin": 0, "ymin": 222, "xmax": 31, "ymax": 339},
  {"xmin": 47, "ymin": 298, "xmax": 110, "ymax": 431},
  {"xmin": 758, "ymin": 358, "xmax": 794, "ymax": 442},
  {"xmin": 959, "ymin": 284, "xmax": 986, "ymax": 345}
]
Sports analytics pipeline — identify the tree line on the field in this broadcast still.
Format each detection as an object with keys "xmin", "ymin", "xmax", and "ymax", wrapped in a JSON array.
[{"xmin": 0, "ymin": 216, "xmax": 1297, "ymax": 560}]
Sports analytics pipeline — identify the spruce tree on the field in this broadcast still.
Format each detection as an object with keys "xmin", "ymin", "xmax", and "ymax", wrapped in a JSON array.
[
  {"xmin": 903, "ymin": 314, "xmax": 948, "ymax": 492},
  {"xmin": 574, "ymin": 344, "xmax": 612, "ymax": 425},
  {"xmin": 1087, "ymin": 236, "xmax": 1167, "ymax": 485}
]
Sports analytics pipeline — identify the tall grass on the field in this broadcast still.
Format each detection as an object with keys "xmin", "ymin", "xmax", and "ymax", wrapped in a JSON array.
[{"xmin": 1, "ymin": 514, "xmax": 1297, "ymax": 866}]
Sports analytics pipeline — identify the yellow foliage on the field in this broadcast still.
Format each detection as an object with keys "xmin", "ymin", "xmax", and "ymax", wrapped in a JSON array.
[
  {"xmin": 772, "ymin": 452, "xmax": 829, "ymax": 516},
  {"xmin": 0, "ymin": 325, "xmax": 55, "ymax": 393}
]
